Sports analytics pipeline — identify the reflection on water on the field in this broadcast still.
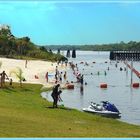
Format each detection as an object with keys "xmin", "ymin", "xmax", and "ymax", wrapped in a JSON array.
[{"xmin": 45, "ymin": 51, "xmax": 140, "ymax": 125}]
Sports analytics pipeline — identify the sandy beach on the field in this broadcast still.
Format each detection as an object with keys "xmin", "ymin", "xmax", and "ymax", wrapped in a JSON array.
[{"xmin": 0, "ymin": 58, "xmax": 67, "ymax": 88}]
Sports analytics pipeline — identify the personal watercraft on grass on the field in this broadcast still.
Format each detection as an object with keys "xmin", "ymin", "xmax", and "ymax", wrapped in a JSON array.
[{"xmin": 83, "ymin": 101, "xmax": 121, "ymax": 118}]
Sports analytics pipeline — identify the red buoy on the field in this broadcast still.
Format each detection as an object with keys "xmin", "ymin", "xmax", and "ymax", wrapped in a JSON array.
[
  {"xmin": 132, "ymin": 83, "xmax": 139, "ymax": 88},
  {"xmin": 67, "ymin": 84, "xmax": 74, "ymax": 89},
  {"xmin": 100, "ymin": 83, "xmax": 107, "ymax": 88}
]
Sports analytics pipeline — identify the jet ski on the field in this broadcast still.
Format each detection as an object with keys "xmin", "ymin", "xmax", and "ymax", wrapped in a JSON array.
[{"xmin": 83, "ymin": 101, "xmax": 121, "ymax": 118}]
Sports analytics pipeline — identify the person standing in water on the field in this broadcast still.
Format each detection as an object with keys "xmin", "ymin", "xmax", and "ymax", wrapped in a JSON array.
[
  {"xmin": 80, "ymin": 75, "xmax": 84, "ymax": 85},
  {"xmin": 63, "ymin": 71, "xmax": 67, "ymax": 80},
  {"xmin": 59, "ymin": 72, "xmax": 62, "ymax": 83}
]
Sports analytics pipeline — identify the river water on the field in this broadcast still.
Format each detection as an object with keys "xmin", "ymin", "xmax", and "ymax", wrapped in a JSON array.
[{"xmin": 45, "ymin": 51, "xmax": 140, "ymax": 125}]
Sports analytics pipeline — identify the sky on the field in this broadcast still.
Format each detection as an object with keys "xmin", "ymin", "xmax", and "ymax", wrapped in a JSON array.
[{"xmin": 0, "ymin": 0, "xmax": 140, "ymax": 45}]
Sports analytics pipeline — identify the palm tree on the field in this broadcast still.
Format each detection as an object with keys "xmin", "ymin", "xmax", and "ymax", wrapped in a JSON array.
[{"xmin": 10, "ymin": 67, "xmax": 24, "ymax": 87}]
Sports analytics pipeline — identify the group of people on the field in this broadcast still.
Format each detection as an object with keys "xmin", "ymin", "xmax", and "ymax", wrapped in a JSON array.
[
  {"xmin": 51, "ymin": 61, "xmax": 87, "ymax": 107},
  {"xmin": 70, "ymin": 62, "xmax": 84, "ymax": 85},
  {"xmin": 57, "ymin": 60, "xmax": 68, "ymax": 67},
  {"xmin": 69, "ymin": 61, "xmax": 86, "ymax": 94},
  {"xmin": 54, "ymin": 66, "xmax": 67, "ymax": 84}
]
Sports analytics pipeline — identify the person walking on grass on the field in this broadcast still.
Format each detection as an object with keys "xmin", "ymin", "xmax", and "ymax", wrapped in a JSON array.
[{"xmin": 51, "ymin": 84, "xmax": 60, "ymax": 108}]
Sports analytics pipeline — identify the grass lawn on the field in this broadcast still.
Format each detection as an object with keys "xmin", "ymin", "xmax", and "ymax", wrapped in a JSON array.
[{"xmin": 0, "ymin": 83, "xmax": 140, "ymax": 137}]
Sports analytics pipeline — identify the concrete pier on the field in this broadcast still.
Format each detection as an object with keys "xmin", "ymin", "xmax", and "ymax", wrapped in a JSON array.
[{"xmin": 110, "ymin": 51, "xmax": 140, "ymax": 61}]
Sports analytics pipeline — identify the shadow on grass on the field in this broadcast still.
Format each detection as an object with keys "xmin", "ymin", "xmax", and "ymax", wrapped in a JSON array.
[
  {"xmin": 45, "ymin": 106, "xmax": 72, "ymax": 111},
  {"xmin": 2, "ymin": 86, "xmax": 17, "ymax": 92},
  {"xmin": 20, "ymin": 88, "xmax": 33, "ymax": 92},
  {"xmin": 2, "ymin": 86, "xmax": 33, "ymax": 92}
]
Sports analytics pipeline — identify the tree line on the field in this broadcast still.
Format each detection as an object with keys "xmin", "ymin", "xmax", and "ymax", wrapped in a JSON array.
[
  {"xmin": 0, "ymin": 26, "xmax": 67, "ymax": 61},
  {"xmin": 45, "ymin": 41, "xmax": 140, "ymax": 51}
]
